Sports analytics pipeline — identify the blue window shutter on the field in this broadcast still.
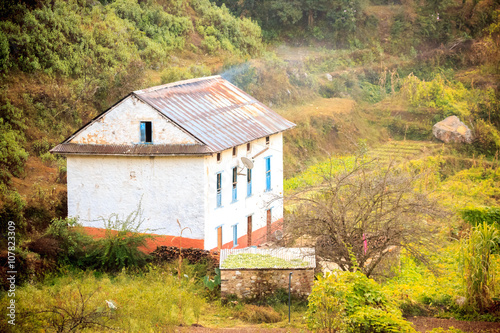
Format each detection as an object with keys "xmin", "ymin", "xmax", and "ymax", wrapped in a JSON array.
[
  {"xmin": 247, "ymin": 169, "xmax": 252, "ymax": 197},
  {"xmin": 140, "ymin": 122, "xmax": 146, "ymax": 142},
  {"xmin": 233, "ymin": 225, "xmax": 238, "ymax": 246},
  {"xmin": 265, "ymin": 157, "xmax": 271, "ymax": 191},
  {"xmin": 216, "ymin": 173, "xmax": 222, "ymax": 208}
]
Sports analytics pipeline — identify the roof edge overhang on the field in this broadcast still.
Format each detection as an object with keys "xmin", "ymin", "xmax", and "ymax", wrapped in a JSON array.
[{"xmin": 50, "ymin": 143, "xmax": 214, "ymax": 156}]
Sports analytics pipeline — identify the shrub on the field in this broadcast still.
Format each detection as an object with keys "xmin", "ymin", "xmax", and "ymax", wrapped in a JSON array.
[
  {"xmin": 472, "ymin": 119, "xmax": 500, "ymax": 156},
  {"xmin": 45, "ymin": 217, "xmax": 93, "ymax": 267},
  {"xmin": 85, "ymin": 207, "xmax": 153, "ymax": 272},
  {"xmin": 307, "ymin": 271, "xmax": 416, "ymax": 333},
  {"xmin": 460, "ymin": 206, "xmax": 500, "ymax": 227}
]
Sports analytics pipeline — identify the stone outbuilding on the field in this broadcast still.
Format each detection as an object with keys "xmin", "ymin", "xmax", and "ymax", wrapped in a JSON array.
[{"xmin": 219, "ymin": 247, "xmax": 316, "ymax": 300}]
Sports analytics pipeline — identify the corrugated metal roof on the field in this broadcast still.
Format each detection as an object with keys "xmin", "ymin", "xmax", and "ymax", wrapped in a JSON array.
[
  {"xmin": 133, "ymin": 75, "xmax": 296, "ymax": 152},
  {"xmin": 52, "ymin": 76, "xmax": 295, "ymax": 156},
  {"xmin": 219, "ymin": 247, "xmax": 316, "ymax": 269},
  {"xmin": 51, "ymin": 143, "xmax": 212, "ymax": 156}
]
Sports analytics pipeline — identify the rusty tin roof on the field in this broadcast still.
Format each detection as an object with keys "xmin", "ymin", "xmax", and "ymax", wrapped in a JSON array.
[
  {"xmin": 52, "ymin": 76, "xmax": 295, "ymax": 156},
  {"xmin": 51, "ymin": 143, "xmax": 212, "ymax": 156}
]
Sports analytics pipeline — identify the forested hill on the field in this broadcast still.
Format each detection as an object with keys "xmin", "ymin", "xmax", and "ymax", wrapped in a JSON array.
[{"xmin": 1, "ymin": 0, "xmax": 500, "ymax": 237}]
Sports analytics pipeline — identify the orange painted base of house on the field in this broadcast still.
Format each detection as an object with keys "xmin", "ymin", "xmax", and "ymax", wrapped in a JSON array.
[
  {"xmin": 81, "ymin": 218, "xmax": 283, "ymax": 253},
  {"xmin": 214, "ymin": 218, "xmax": 284, "ymax": 251},
  {"xmin": 81, "ymin": 227, "xmax": 204, "ymax": 253}
]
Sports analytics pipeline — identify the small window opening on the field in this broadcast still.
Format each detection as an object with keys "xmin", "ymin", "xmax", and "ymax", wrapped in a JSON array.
[
  {"xmin": 232, "ymin": 146, "xmax": 237, "ymax": 156},
  {"xmin": 232, "ymin": 224, "xmax": 238, "ymax": 247},
  {"xmin": 232, "ymin": 167, "xmax": 238, "ymax": 202},
  {"xmin": 247, "ymin": 168, "xmax": 252, "ymax": 197},
  {"xmin": 217, "ymin": 152, "xmax": 221, "ymax": 162},
  {"xmin": 216, "ymin": 173, "xmax": 222, "ymax": 208},
  {"xmin": 246, "ymin": 142, "xmax": 251, "ymax": 152},
  {"xmin": 265, "ymin": 136, "xmax": 270, "ymax": 146},
  {"xmin": 265, "ymin": 156, "xmax": 271, "ymax": 191},
  {"xmin": 140, "ymin": 121, "xmax": 152, "ymax": 143}
]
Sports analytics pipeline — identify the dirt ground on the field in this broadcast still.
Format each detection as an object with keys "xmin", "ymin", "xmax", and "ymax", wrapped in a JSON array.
[
  {"xmin": 177, "ymin": 317, "xmax": 500, "ymax": 332},
  {"xmin": 409, "ymin": 316, "xmax": 500, "ymax": 333}
]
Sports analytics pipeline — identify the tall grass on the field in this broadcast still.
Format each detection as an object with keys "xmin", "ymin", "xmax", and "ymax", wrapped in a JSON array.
[{"xmin": 459, "ymin": 222, "xmax": 500, "ymax": 312}]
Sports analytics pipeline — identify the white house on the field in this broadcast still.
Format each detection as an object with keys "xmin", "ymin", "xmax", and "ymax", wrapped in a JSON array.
[{"xmin": 51, "ymin": 76, "xmax": 295, "ymax": 250}]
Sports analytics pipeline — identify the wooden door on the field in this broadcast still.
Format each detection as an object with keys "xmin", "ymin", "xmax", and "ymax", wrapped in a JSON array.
[
  {"xmin": 247, "ymin": 216, "xmax": 252, "ymax": 247},
  {"xmin": 266, "ymin": 209, "xmax": 272, "ymax": 241},
  {"xmin": 217, "ymin": 227, "xmax": 222, "ymax": 250}
]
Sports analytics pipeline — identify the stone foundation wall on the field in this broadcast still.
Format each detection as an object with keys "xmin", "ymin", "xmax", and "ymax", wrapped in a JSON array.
[{"xmin": 220, "ymin": 268, "xmax": 314, "ymax": 299}]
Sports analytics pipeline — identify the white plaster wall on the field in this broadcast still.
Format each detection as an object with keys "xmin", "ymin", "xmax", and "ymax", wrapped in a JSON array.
[
  {"xmin": 203, "ymin": 133, "xmax": 285, "ymax": 250},
  {"xmin": 67, "ymin": 155, "xmax": 206, "ymax": 239},
  {"xmin": 71, "ymin": 96, "xmax": 197, "ymax": 145}
]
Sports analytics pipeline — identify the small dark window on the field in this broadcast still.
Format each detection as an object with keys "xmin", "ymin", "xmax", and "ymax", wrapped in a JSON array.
[
  {"xmin": 217, "ymin": 152, "xmax": 221, "ymax": 162},
  {"xmin": 265, "ymin": 136, "xmax": 270, "ymax": 146},
  {"xmin": 247, "ymin": 143, "xmax": 251, "ymax": 152},
  {"xmin": 232, "ymin": 146, "xmax": 237, "ymax": 156},
  {"xmin": 140, "ymin": 121, "xmax": 152, "ymax": 143}
]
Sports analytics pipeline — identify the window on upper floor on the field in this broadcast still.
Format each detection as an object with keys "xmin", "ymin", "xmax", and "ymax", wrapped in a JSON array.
[
  {"xmin": 247, "ymin": 168, "xmax": 252, "ymax": 197},
  {"xmin": 232, "ymin": 146, "xmax": 237, "ymax": 157},
  {"xmin": 140, "ymin": 121, "xmax": 152, "ymax": 143},
  {"xmin": 247, "ymin": 142, "xmax": 251, "ymax": 152},
  {"xmin": 232, "ymin": 167, "xmax": 238, "ymax": 202},
  {"xmin": 265, "ymin": 136, "xmax": 270, "ymax": 146},
  {"xmin": 265, "ymin": 156, "xmax": 271, "ymax": 191},
  {"xmin": 216, "ymin": 173, "xmax": 222, "ymax": 208},
  {"xmin": 217, "ymin": 152, "xmax": 221, "ymax": 162}
]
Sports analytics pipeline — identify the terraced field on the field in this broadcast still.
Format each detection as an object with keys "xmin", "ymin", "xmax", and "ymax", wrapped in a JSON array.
[{"xmin": 367, "ymin": 140, "xmax": 444, "ymax": 163}]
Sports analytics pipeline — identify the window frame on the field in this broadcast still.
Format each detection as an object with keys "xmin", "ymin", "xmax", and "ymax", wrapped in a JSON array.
[
  {"xmin": 232, "ymin": 167, "xmax": 238, "ymax": 202},
  {"xmin": 265, "ymin": 156, "xmax": 271, "ymax": 191},
  {"xmin": 216, "ymin": 172, "xmax": 222, "ymax": 208},
  {"xmin": 247, "ymin": 168, "xmax": 252, "ymax": 197},
  {"xmin": 140, "ymin": 121, "xmax": 153, "ymax": 143},
  {"xmin": 232, "ymin": 224, "xmax": 238, "ymax": 247}
]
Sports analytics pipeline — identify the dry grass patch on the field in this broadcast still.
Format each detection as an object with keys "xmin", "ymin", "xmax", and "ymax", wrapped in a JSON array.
[{"xmin": 235, "ymin": 305, "xmax": 282, "ymax": 324}]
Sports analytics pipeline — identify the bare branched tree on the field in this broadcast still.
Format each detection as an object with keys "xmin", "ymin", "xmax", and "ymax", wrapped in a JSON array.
[{"xmin": 286, "ymin": 158, "xmax": 446, "ymax": 277}]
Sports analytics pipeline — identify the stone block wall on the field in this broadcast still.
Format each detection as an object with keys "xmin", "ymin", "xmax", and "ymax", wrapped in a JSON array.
[{"xmin": 220, "ymin": 268, "xmax": 314, "ymax": 299}]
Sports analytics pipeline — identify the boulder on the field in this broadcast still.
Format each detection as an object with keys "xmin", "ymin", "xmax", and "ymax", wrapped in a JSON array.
[{"xmin": 432, "ymin": 116, "xmax": 473, "ymax": 143}]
